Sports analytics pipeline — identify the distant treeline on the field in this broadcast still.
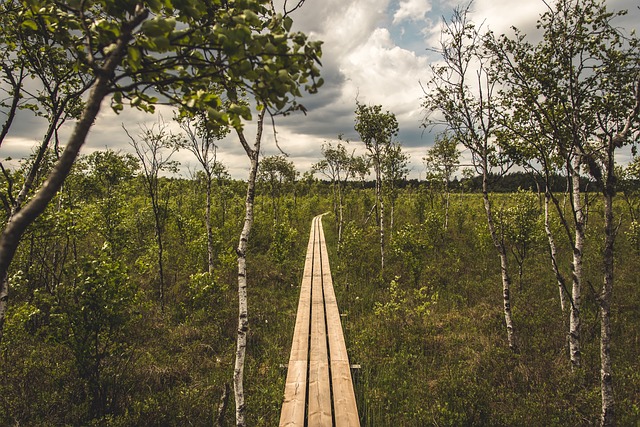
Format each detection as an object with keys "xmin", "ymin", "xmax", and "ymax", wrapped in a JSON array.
[{"xmin": 334, "ymin": 171, "xmax": 640, "ymax": 193}]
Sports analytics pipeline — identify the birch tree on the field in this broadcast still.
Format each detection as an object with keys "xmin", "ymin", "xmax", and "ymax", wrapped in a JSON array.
[
  {"xmin": 258, "ymin": 155, "xmax": 297, "ymax": 225},
  {"xmin": 487, "ymin": 0, "xmax": 640, "ymax": 422},
  {"xmin": 233, "ymin": 107, "xmax": 266, "ymax": 427},
  {"xmin": 313, "ymin": 137, "xmax": 367, "ymax": 248},
  {"xmin": 487, "ymin": 3, "xmax": 592, "ymax": 368},
  {"xmin": 424, "ymin": 133, "xmax": 460, "ymax": 232},
  {"xmin": 422, "ymin": 3, "xmax": 517, "ymax": 351},
  {"xmin": 177, "ymin": 110, "xmax": 229, "ymax": 275},
  {"xmin": 0, "ymin": 2, "xmax": 92, "ymax": 339},
  {"xmin": 124, "ymin": 119, "xmax": 180, "ymax": 310},
  {"xmin": 383, "ymin": 141, "xmax": 410, "ymax": 234},
  {"xmin": 354, "ymin": 103, "xmax": 399, "ymax": 272}
]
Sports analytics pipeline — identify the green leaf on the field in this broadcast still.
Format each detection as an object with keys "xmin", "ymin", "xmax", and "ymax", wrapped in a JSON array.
[
  {"xmin": 283, "ymin": 16, "xmax": 293, "ymax": 32},
  {"xmin": 147, "ymin": 0, "xmax": 163, "ymax": 12},
  {"xmin": 21, "ymin": 19, "xmax": 38, "ymax": 31},
  {"xmin": 127, "ymin": 46, "xmax": 141, "ymax": 71}
]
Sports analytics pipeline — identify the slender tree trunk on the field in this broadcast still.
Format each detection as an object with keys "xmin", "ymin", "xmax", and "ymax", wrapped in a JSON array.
[
  {"xmin": 233, "ymin": 109, "xmax": 265, "ymax": 427},
  {"xmin": 482, "ymin": 167, "xmax": 516, "ymax": 351},
  {"xmin": 375, "ymin": 164, "xmax": 385, "ymax": 271},
  {"xmin": 380, "ymin": 192, "xmax": 385, "ymax": 272},
  {"xmin": 11, "ymin": 100, "xmax": 72, "ymax": 218},
  {"xmin": 544, "ymin": 190, "xmax": 568, "ymax": 312},
  {"xmin": 271, "ymin": 191, "xmax": 277, "ymax": 225},
  {"xmin": 150, "ymin": 194, "xmax": 166, "ymax": 309},
  {"xmin": 234, "ymin": 153, "xmax": 257, "ymax": 427},
  {"xmin": 331, "ymin": 180, "xmax": 339, "ymax": 220},
  {"xmin": 444, "ymin": 180, "xmax": 450, "ymax": 232},
  {"xmin": 206, "ymin": 176, "xmax": 215, "ymax": 275},
  {"xmin": 600, "ymin": 186, "xmax": 615, "ymax": 427},
  {"xmin": 0, "ymin": 11, "xmax": 147, "ymax": 341},
  {"xmin": 390, "ymin": 199, "xmax": 395, "ymax": 234},
  {"xmin": 569, "ymin": 158, "xmax": 584, "ymax": 369},
  {"xmin": 216, "ymin": 383, "xmax": 231, "ymax": 427},
  {"xmin": 0, "ymin": 64, "xmax": 24, "ymax": 148},
  {"xmin": 220, "ymin": 180, "xmax": 227, "ymax": 227},
  {"xmin": 337, "ymin": 183, "xmax": 344, "ymax": 249},
  {"xmin": 598, "ymin": 80, "xmax": 640, "ymax": 424}
]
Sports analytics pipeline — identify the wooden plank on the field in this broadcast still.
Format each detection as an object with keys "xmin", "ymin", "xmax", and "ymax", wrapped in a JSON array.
[
  {"xmin": 307, "ymin": 217, "xmax": 333, "ymax": 425},
  {"xmin": 280, "ymin": 214, "xmax": 360, "ymax": 426},
  {"xmin": 279, "ymin": 218, "xmax": 317, "ymax": 427},
  {"xmin": 318, "ymin": 218, "xmax": 361, "ymax": 427}
]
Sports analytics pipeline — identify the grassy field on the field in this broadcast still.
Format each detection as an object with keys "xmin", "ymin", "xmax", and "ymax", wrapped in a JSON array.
[{"xmin": 1, "ymin": 177, "xmax": 639, "ymax": 425}]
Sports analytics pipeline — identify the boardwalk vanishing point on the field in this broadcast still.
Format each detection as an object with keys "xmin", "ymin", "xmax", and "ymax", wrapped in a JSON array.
[{"xmin": 279, "ymin": 214, "xmax": 360, "ymax": 427}]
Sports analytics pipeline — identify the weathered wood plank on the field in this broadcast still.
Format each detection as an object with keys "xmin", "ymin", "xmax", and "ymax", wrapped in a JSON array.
[
  {"xmin": 280, "ymin": 214, "xmax": 360, "ymax": 426},
  {"xmin": 279, "ymin": 218, "xmax": 317, "ymax": 427},
  {"xmin": 308, "ymin": 217, "xmax": 332, "ymax": 425},
  {"xmin": 318, "ymin": 219, "xmax": 360, "ymax": 426}
]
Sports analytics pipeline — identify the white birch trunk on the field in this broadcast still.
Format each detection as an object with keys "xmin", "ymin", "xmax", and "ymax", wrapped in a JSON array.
[
  {"xmin": 390, "ymin": 201, "xmax": 395, "ymax": 234},
  {"xmin": 482, "ymin": 170, "xmax": 516, "ymax": 351},
  {"xmin": 233, "ymin": 109, "xmax": 265, "ymax": 427},
  {"xmin": 337, "ymin": 184, "xmax": 344, "ymax": 250},
  {"xmin": 569, "ymin": 158, "xmax": 584, "ymax": 369},
  {"xmin": 375, "ymin": 163, "xmax": 385, "ymax": 271},
  {"xmin": 444, "ymin": 189, "xmax": 450, "ymax": 233},
  {"xmin": 444, "ymin": 180, "xmax": 450, "ymax": 232},
  {"xmin": 600, "ymin": 189, "xmax": 615, "ymax": 426},
  {"xmin": 597, "ymin": 84, "xmax": 639, "ymax": 424},
  {"xmin": 544, "ymin": 191, "xmax": 568, "ymax": 312}
]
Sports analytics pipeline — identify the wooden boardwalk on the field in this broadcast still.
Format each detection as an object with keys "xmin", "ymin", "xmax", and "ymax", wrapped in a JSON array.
[{"xmin": 279, "ymin": 215, "xmax": 360, "ymax": 427}]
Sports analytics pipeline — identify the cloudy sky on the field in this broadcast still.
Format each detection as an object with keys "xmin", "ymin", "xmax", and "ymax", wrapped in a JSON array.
[{"xmin": 2, "ymin": 0, "xmax": 639, "ymax": 179}]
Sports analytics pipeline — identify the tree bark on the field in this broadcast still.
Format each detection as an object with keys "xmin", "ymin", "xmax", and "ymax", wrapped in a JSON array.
[
  {"xmin": 600, "ymin": 187, "xmax": 615, "ymax": 427},
  {"xmin": 374, "ymin": 162, "xmax": 385, "ymax": 272},
  {"xmin": 233, "ymin": 109, "xmax": 265, "ymax": 427},
  {"xmin": 152, "ymin": 196, "xmax": 166, "ymax": 310},
  {"xmin": 444, "ymin": 179, "xmax": 450, "ymax": 232},
  {"xmin": 0, "ymin": 64, "xmax": 24, "ymax": 148},
  {"xmin": 337, "ymin": 182, "xmax": 344, "ymax": 250},
  {"xmin": 544, "ymin": 190, "xmax": 568, "ymax": 312},
  {"xmin": 206, "ymin": 175, "xmax": 215, "ymax": 275},
  {"xmin": 482, "ymin": 167, "xmax": 517, "ymax": 351},
  {"xmin": 216, "ymin": 382, "xmax": 231, "ymax": 427},
  {"xmin": 569, "ymin": 157, "xmax": 584, "ymax": 369},
  {"xmin": 380, "ymin": 193, "xmax": 385, "ymax": 272},
  {"xmin": 598, "ymin": 78, "xmax": 639, "ymax": 426},
  {"xmin": 390, "ymin": 200, "xmax": 395, "ymax": 234}
]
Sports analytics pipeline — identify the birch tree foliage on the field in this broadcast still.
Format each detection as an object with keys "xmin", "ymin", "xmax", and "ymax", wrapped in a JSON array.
[
  {"xmin": 258, "ymin": 154, "xmax": 297, "ymax": 224},
  {"xmin": 424, "ymin": 133, "xmax": 460, "ymax": 231},
  {"xmin": 382, "ymin": 141, "xmax": 409, "ymax": 232},
  {"xmin": 16, "ymin": 0, "xmax": 323, "ymax": 120},
  {"xmin": 354, "ymin": 103, "xmax": 399, "ymax": 271},
  {"xmin": 0, "ymin": 1, "xmax": 91, "ymax": 224},
  {"xmin": 422, "ymin": 3, "xmax": 517, "ymax": 351},
  {"xmin": 0, "ymin": 0, "xmax": 323, "ymax": 340},
  {"xmin": 313, "ymin": 137, "xmax": 368, "ymax": 249},
  {"xmin": 486, "ymin": 1, "xmax": 640, "ymax": 423},
  {"xmin": 424, "ymin": 133, "xmax": 460, "ymax": 191}
]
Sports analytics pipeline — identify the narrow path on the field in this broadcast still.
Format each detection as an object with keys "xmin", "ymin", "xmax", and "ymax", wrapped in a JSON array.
[{"xmin": 279, "ymin": 215, "xmax": 360, "ymax": 427}]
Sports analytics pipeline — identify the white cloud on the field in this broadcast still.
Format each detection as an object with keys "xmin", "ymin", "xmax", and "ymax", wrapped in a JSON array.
[
  {"xmin": 468, "ymin": 0, "xmax": 547, "ymax": 40},
  {"xmin": 341, "ymin": 28, "xmax": 426, "ymax": 113},
  {"xmin": 393, "ymin": 0, "xmax": 432, "ymax": 24}
]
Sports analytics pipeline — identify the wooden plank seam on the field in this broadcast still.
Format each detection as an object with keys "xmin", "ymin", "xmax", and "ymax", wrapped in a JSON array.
[{"xmin": 280, "ymin": 215, "xmax": 360, "ymax": 427}]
